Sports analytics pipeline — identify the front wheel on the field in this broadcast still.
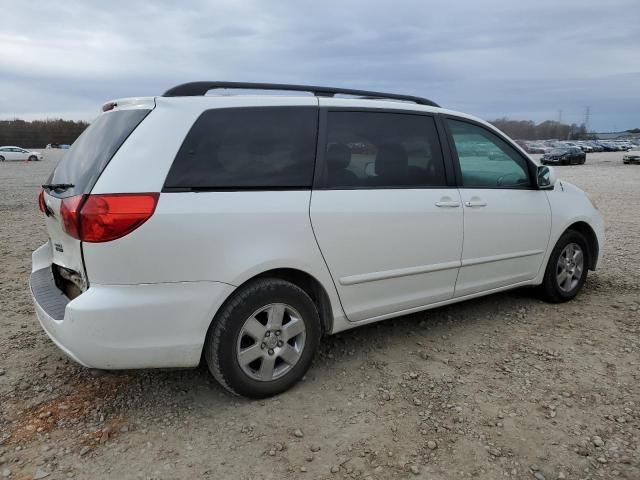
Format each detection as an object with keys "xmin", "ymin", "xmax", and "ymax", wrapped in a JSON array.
[
  {"xmin": 0, "ymin": 156, "xmax": 4, "ymax": 162},
  {"xmin": 539, "ymin": 230, "xmax": 589, "ymax": 302},
  {"xmin": 28, "ymin": 155, "xmax": 37, "ymax": 162},
  {"xmin": 204, "ymin": 278, "xmax": 321, "ymax": 398}
]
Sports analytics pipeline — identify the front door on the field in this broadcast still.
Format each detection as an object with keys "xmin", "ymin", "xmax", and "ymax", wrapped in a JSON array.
[
  {"xmin": 310, "ymin": 107, "xmax": 463, "ymax": 322},
  {"xmin": 445, "ymin": 118, "xmax": 552, "ymax": 297}
]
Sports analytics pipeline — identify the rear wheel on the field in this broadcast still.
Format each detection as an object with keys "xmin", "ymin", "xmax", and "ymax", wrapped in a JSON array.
[
  {"xmin": 0, "ymin": 156, "xmax": 4, "ymax": 162},
  {"xmin": 539, "ymin": 230, "xmax": 588, "ymax": 302},
  {"xmin": 204, "ymin": 278, "xmax": 321, "ymax": 398}
]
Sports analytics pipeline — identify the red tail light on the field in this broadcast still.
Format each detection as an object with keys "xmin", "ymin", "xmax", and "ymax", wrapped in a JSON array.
[
  {"xmin": 38, "ymin": 190, "xmax": 46, "ymax": 214},
  {"xmin": 60, "ymin": 193, "xmax": 159, "ymax": 243},
  {"xmin": 60, "ymin": 195, "xmax": 85, "ymax": 239}
]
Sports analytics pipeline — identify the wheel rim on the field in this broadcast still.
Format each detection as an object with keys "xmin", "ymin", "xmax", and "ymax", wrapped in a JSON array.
[
  {"xmin": 236, "ymin": 303, "xmax": 306, "ymax": 382},
  {"xmin": 556, "ymin": 242, "xmax": 584, "ymax": 293}
]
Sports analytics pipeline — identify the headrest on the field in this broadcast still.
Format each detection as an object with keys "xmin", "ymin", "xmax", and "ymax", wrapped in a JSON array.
[
  {"xmin": 326, "ymin": 144, "xmax": 351, "ymax": 169},
  {"xmin": 375, "ymin": 143, "xmax": 408, "ymax": 177}
]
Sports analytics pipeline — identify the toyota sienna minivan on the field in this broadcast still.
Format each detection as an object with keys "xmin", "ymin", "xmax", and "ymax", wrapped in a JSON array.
[{"xmin": 31, "ymin": 82, "xmax": 604, "ymax": 397}]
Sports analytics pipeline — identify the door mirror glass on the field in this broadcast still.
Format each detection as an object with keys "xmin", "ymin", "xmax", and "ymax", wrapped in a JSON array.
[{"xmin": 537, "ymin": 165, "xmax": 556, "ymax": 189}]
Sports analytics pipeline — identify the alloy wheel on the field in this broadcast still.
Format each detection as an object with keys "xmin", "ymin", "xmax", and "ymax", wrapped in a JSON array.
[
  {"xmin": 556, "ymin": 242, "xmax": 584, "ymax": 292},
  {"xmin": 236, "ymin": 303, "xmax": 306, "ymax": 381}
]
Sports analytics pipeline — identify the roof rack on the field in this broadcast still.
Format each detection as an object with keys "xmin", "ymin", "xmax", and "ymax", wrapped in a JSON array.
[{"xmin": 162, "ymin": 81, "xmax": 440, "ymax": 107}]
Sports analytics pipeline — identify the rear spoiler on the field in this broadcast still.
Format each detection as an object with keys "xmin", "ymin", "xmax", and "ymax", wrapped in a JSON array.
[{"xmin": 102, "ymin": 97, "xmax": 156, "ymax": 112}]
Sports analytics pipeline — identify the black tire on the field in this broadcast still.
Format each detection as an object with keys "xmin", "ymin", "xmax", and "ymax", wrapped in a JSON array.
[
  {"xmin": 539, "ymin": 230, "xmax": 589, "ymax": 303},
  {"xmin": 28, "ymin": 155, "xmax": 37, "ymax": 162},
  {"xmin": 0, "ymin": 156, "xmax": 4, "ymax": 162},
  {"xmin": 204, "ymin": 278, "xmax": 321, "ymax": 398}
]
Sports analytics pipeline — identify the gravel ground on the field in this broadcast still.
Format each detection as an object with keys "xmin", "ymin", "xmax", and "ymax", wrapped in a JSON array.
[{"xmin": 0, "ymin": 150, "xmax": 638, "ymax": 480}]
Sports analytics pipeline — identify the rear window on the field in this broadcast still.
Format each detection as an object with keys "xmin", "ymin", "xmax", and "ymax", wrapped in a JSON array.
[
  {"xmin": 164, "ymin": 107, "xmax": 318, "ymax": 190},
  {"xmin": 48, "ymin": 109, "xmax": 151, "ymax": 198}
]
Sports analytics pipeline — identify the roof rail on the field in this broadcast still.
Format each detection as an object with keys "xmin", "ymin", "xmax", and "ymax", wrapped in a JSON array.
[{"xmin": 162, "ymin": 81, "xmax": 440, "ymax": 107}]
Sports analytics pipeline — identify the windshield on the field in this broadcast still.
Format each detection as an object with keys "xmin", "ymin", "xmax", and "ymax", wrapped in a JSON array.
[
  {"xmin": 550, "ymin": 148, "xmax": 570, "ymax": 155},
  {"xmin": 47, "ymin": 109, "xmax": 151, "ymax": 198}
]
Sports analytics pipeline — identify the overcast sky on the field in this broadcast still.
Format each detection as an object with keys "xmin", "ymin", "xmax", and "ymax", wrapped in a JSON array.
[{"xmin": 1, "ymin": 0, "xmax": 639, "ymax": 131}]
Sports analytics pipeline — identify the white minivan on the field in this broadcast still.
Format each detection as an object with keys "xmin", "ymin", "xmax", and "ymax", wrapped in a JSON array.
[{"xmin": 31, "ymin": 82, "xmax": 604, "ymax": 397}]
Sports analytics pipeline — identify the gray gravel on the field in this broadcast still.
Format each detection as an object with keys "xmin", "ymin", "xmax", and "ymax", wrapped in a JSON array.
[{"xmin": 0, "ymin": 150, "xmax": 639, "ymax": 479}]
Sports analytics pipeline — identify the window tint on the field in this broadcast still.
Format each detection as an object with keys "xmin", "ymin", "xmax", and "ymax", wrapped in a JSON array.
[
  {"xmin": 48, "ymin": 109, "xmax": 151, "ymax": 198},
  {"xmin": 447, "ymin": 119, "xmax": 531, "ymax": 188},
  {"xmin": 164, "ymin": 107, "xmax": 318, "ymax": 190},
  {"xmin": 323, "ymin": 111, "xmax": 446, "ymax": 188}
]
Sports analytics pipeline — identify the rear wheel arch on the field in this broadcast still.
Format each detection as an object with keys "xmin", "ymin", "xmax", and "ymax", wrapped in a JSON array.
[
  {"xmin": 207, "ymin": 268, "xmax": 334, "ymax": 341},
  {"xmin": 251, "ymin": 268, "xmax": 333, "ymax": 336},
  {"xmin": 565, "ymin": 221, "xmax": 599, "ymax": 270}
]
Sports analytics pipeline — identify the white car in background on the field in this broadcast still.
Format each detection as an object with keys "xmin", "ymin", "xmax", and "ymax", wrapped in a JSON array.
[
  {"xmin": 30, "ymin": 82, "xmax": 604, "ymax": 398},
  {"xmin": 0, "ymin": 146, "xmax": 43, "ymax": 161}
]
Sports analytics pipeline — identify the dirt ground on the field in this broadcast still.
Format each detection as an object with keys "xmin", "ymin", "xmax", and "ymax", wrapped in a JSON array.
[{"xmin": 0, "ymin": 150, "xmax": 638, "ymax": 480}]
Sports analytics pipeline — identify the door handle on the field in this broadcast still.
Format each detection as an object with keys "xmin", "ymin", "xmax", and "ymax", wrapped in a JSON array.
[
  {"xmin": 435, "ymin": 201, "xmax": 460, "ymax": 208},
  {"xmin": 464, "ymin": 200, "xmax": 487, "ymax": 207}
]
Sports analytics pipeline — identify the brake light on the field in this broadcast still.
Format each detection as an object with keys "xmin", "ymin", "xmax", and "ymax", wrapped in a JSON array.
[
  {"xmin": 102, "ymin": 102, "xmax": 117, "ymax": 112},
  {"xmin": 60, "ymin": 193, "xmax": 158, "ymax": 242},
  {"xmin": 79, "ymin": 193, "xmax": 159, "ymax": 242},
  {"xmin": 38, "ymin": 190, "xmax": 46, "ymax": 214}
]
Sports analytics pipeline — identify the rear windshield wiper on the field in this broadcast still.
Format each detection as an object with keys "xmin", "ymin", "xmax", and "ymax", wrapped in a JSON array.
[{"xmin": 42, "ymin": 183, "xmax": 75, "ymax": 191}]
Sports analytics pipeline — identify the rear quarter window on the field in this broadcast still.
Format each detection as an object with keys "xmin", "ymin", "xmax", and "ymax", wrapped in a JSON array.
[
  {"xmin": 48, "ymin": 109, "xmax": 151, "ymax": 198},
  {"xmin": 164, "ymin": 106, "xmax": 318, "ymax": 190}
]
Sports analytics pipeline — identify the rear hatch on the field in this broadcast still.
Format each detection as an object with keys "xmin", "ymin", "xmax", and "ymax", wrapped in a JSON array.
[{"xmin": 41, "ymin": 101, "xmax": 153, "ymax": 297}]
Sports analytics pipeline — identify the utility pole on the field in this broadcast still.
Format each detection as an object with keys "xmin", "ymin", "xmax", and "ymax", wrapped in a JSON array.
[{"xmin": 584, "ymin": 106, "xmax": 591, "ymax": 131}]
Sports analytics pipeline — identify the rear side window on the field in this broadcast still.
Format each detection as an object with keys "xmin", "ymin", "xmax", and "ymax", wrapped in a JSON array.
[
  {"xmin": 48, "ymin": 109, "xmax": 151, "ymax": 198},
  {"xmin": 321, "ymin": 111, "xmax": 446, "ymax": 188},
  {"xmin": 164, "ymin": 107, "xmax": 318, "ymax": 190}
]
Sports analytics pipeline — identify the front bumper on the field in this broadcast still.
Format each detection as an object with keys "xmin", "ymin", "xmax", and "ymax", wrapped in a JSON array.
[{"xmin": 30, "ymin": 242, "xmax": 234, "ymax": 369}]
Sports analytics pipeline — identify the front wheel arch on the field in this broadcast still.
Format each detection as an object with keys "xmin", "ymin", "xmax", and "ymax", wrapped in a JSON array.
[{"xmin": 565, "ymin": 221, "xmax": 599, "ymax": 270}]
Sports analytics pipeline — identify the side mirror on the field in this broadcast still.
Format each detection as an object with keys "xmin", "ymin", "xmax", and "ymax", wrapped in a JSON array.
[{"xmin": 537, "ymin": 165, "xmax": 557, "ymax": 189}]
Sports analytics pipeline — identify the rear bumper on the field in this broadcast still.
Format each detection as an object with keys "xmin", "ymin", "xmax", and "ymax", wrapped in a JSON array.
[{"xmin": 30, "ymin": 242, "xmax": 234, "ymax": 369}]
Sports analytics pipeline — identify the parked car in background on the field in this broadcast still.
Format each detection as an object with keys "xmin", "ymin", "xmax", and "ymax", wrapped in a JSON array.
[
  {"xmin": 523, "ymin": 141, "xmax": 546, "ymax": 154},
  {"xmin": 30, "ymin": 81, "xmax": 604, "ymax": 398},
  {"xmin": 0, "ymin": 146, "xmax": 43, "ymax": 161},
  {"xmin": 576, "ymin": 143, "xmax": 593, "ymax": 153},
  {"xmin": 595, "ymin": 142, "xmax": 615, "ymax": 152},
  {"xmin": 541, "ymin": 147, "xmax": 586, "ymax": 165},
  {"xmin": 623, "ymin": 153, "xmax": 640, "ymax": 164},
  {"xmin": 587, "ymin": 142, "xmax": 604, "ymax": 152}
]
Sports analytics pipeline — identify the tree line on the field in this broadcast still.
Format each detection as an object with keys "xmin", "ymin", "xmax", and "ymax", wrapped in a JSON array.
[
  {"xmin": 0, "ymin": 116, "xmax": 631, "ymax": 148},
  {"xmin": 489, "ymin": 118, "xmax": 590, "ymax": 140},
  {"xmin": 0, "ymin": 119, "xmax": 89, "ymax": 148}
]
